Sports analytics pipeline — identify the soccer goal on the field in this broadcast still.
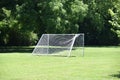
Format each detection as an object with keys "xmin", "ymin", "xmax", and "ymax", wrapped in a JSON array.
[{"xmin": 32, "ymin": 34, "xmax": 84, "ymax": 57}]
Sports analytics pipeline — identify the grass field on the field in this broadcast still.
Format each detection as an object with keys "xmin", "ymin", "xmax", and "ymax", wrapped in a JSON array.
[{"xmin": 0, "ymin": 46, "xmax": 120, "ymax": 80}]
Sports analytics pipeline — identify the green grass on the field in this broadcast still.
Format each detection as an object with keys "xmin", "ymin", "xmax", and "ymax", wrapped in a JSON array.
[{"xmin": 0, "ymin": 47, "xmax": 120, "ymax": 80}]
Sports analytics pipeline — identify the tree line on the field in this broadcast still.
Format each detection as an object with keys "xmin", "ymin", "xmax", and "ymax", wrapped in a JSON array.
[{"xmin": 0, "ymin": 0, "xmax": 120, "ymax": 46}]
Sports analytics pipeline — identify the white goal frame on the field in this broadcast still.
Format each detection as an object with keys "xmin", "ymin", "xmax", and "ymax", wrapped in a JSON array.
[{"xmin": 32, "ymin": 34, "xmax": 84, "ymax": 57}]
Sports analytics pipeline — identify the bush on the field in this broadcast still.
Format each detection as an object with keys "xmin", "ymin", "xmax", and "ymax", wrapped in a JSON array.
[{"xmin": 8, "ymin": 29, "xmax": 38, "ymax": 46}]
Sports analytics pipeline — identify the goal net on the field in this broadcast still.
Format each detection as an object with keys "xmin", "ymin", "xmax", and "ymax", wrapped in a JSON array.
[{"xmin": 32, "ymin": 34, "xmax": 84, "ymax": 57}]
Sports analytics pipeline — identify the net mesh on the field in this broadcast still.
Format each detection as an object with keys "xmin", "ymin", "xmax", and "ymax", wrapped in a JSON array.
[{"xmin": 32, "ymin": 34, "xmax": 84, "ymax": 57}]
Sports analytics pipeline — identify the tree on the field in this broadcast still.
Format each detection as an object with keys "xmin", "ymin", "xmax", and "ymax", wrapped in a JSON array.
[
  {"xmin": 37, "ymin": 0, "xmax": 88, "ymax": 34},
  {"xmin": 0, "ymin": 0, "xmax": 38, "ymax": 46},
  {"xmin": 108, "ymin": 0, "xmax": 120, "ymax": 43},
  {"xmin": 79, "ymin": 0, "xmax": 119, "ymax": 45},
  {"xmin": 0, "ymin": 0, "xmax": 120, "ymax": 46}
]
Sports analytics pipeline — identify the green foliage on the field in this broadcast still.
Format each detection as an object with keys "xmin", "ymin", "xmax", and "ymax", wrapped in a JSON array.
[
  {"xmin": 0, "ymin": 1, "xmax": 38, "ymax": 46},
  {"xmin": 108, "ymin": 0, "xmax": 120, "ymax": 42},
  {"xmin": 0, "ymin": 0, "xmax": 120, "ymax": 46},
  {"xmin": 79, "ymin": 0, "xmax": 119, "ymax": 45},
  {"xmin": 38, "ymin": 0, "xmax": 88, "ymax": 33}
]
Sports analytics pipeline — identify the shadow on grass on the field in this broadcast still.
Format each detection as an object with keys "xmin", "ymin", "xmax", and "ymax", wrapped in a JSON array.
[
  {"xmin": 0, "ymin": 46, "xmax": 33, "ymax": 53},
  {"xmin": 110, "ymin": 72, "xmax": 120, "ymax": 78}
]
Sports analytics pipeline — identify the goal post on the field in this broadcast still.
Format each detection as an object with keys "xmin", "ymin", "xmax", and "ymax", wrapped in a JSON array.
[{"xmin": 32, "ymin": 34, "xmax": 84, "ymax": 57}]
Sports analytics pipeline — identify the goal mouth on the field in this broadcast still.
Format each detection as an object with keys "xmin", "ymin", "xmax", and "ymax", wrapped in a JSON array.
[{"xmin": 32, "ymin": 34, "xmax": 84, "ymax": 57}]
